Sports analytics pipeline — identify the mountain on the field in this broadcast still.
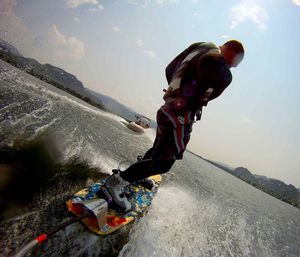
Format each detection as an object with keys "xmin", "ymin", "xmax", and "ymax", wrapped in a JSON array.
[
  {"xmin": 205, "ymin": 160, "xmax": 300, "ymax": 208},
  {"xmin": 231, "ymin": 167, "xmax": 257, "ymax": 185},
  {"xmin": 231, "ymin": 167, "xmax": 300, "ymax": 208},
  {"xmin": 87, "ymin": 89, "xmax": 157, "ymax": 127},
  {"xmin": 254, "ymin": 175, "xmax": 300, "ymax": 205},
  {"xmin": 0, "ymin": 39, "xmax": 106, "ymax": 111},
  {"xmin": 87, "ymin": 89, "xmax": 137, "ymax": 122},
  {"xmin": 0, "ymin": 39, "xmax": 21, "ymax": 57},
  {"xmin": 0, "ymin": 39, "xmax": 156, "ymax": 126}
]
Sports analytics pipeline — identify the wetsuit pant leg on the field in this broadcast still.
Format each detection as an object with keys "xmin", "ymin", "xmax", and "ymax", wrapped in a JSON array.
[
  {"xmin": 120, "ymin": 108, "xmax": 193, "ymax": 183},
  {"xmin": 121, "ymin": 108, "xmax": 176, "ymax": 182},
  {"xmin": 120, "ymin": 158, "xmax": 175, "ymax": 182}
]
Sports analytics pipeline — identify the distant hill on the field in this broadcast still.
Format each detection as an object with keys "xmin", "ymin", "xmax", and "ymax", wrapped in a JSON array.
[
  {"xmin": 87, "ymin": 89, "xmax": 157, "ymax": 127},
  {"xmin": 87, "ymin": 89, "xmax": 136, "ymax": 122},
  {"xmin": 0, "ymin": 39, "xmax": 156, "ymax": 126},
  {"xmin": 205, "ymin": 159, "xmax": 300, "ymax": 208},
  {"xmin": 0, "ymin": 39, "xmax": 106, "ymax": 111},
  {"xmin": 0, "ymin": 39, "xmax": 21, "ymax": 56}
]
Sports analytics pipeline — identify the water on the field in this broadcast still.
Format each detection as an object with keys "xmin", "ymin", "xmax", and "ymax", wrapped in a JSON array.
[
  {"xmin": 1, "ymin": 60, "xmax": 300, "ymax": 257},
  {"xmin": 0, "ymin": 60, "xmax": 152, "ymax": 172},
  {"xmin": 121, "ymin": 156, "xmax": 300, "ymax": 256}
]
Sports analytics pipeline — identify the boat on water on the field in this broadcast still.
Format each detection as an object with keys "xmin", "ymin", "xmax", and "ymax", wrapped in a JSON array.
[{"xmin": 127, "ymin": 114, "xmax": 151, "ymax": 133}]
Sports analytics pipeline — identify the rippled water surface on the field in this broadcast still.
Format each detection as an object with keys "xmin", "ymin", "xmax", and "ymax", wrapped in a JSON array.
[{"xmin": 1, "ymin": 60, "xmax": 299, "ymax": 257}]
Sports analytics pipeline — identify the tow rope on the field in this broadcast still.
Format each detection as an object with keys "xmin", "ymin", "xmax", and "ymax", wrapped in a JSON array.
[{"xmin": 14, "ymin": 213, "xmax": 91, "ymax": 257}]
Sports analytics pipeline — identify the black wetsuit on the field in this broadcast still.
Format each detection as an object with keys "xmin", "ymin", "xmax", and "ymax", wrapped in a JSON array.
[{"xmin": 121, "ymin": 42, "xmax": 232, "ymax": 182}]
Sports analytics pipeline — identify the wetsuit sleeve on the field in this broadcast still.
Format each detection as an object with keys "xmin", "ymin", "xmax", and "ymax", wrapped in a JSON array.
[
  {"xmin": 165, "ymin": 43, "xmax": 200, "ymax": 84},
  {"xmin": 196, "ymin": 56, "xmax": 232, "ymax": 103}
]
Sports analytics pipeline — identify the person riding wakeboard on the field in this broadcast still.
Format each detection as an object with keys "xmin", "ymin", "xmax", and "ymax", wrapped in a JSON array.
[{"xmin": 99, "ymin": 40, "xmax": 245, "ymax": 212}]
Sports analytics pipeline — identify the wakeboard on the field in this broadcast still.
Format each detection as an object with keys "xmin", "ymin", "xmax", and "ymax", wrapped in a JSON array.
[{"xmin": 66, "ymin": 174, "xmax": 161, "ymax": 235}]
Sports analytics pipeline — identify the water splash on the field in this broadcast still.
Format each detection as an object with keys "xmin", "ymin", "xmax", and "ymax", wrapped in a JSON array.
[{"xmin": 119, "ymin": 185, "xmax": 282, "ymax": 257}]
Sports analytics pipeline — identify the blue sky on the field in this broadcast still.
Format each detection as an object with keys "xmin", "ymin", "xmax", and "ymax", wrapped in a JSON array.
[{"xmin": 1, "ymin": 0, "xmax": 300, "ymax": 187}]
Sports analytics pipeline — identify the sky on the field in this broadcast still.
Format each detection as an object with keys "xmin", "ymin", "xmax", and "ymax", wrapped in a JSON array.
[{"xmin": 0, "ymin": 0, "xmax": 300, "ymax": 187}]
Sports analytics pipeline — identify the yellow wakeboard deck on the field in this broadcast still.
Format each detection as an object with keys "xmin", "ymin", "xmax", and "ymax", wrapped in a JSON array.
[{"xmin": 66, "ymin": 175, "xmax": 161, "ymax": 235}]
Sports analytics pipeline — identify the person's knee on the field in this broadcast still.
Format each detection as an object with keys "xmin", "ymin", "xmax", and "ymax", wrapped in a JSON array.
[{"xmin": 154, "ymin": 159, "xmax": 175, "ymax": 173}]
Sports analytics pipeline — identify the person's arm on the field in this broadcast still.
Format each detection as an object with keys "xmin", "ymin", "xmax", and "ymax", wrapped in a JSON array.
[{"xmin": 196, "ymin": 55, "xmax": 232, "ymax": 105}]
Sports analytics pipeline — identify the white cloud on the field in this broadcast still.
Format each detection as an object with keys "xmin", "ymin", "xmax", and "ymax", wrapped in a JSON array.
[
  {"xmin": 42, "ymin": 25, "xmax": 85, "ymax": 61},
  {"xmin": 65, "ymin": 0, "xmax": 99, "ymax": 8},
  {"xmin": 154, "ymin": 0, "xmax": 179, "ymax": 4},
  {"xmin": 0, "ymin": 0, "xmax": 33, "ymax": 53},
  {"xmin": 87, "ymin": 4, "xmax": 104, "ymax": 11},
  {"xmin": 135, "ymin": 38, "xmax": 157, "ymax": 59},
  {"xmin": 241, "ymin": 118, "xmax": 252, "ymax": 124},
  {"xmin": 230, "ymin": 21, "xmax": 237, "ymax": 30},
  {"xmin": 0, "ymin": 1, "xmax": 85, "ymax": 67},
  {"xmin": 0, "ymin": 0, "xmax": 17, "ymax": 13},
  {"xmin": 73, "ymin": 17, "xmax": 80, "ymax": 22},
  {"xmin": 144, "ymin": 50, "xmax": 156, "ymax": 58},
  {"xmin": 221, "ymin": 35, "xmax": 230, "ymax": 39},
  {"xmin": 230, "ymin": 0, "xmax": 269, "ymax": 30},
  {"xmin": 292, "ymin": 0, "xmax": 300, "ymax": 6},
  {"xmin": 136, "ymin": 39, "xmax": 144, "ymax": 47},
  {"xmin": 128, "ymin": 0, "xmax": 179, "ymax": 7},
  {"xmin": 128, "ymin": 0, "xmax": 138, "ymax": 4},
  {"xmin": 112, "ymin": 26, "xmax": 120, "ymax": 32}
]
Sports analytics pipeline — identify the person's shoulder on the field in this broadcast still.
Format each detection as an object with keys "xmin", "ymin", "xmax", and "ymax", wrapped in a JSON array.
[
  {"xmin": 199, "ymin": 53, "xmax": 232, "ymax": 84},
  {"xmin": 185, "ymin": 42, "xmax": 219, "ymax": 59},
  {"xmin": 201, "ymin": 42, "xmax": 218, "ymax": 49},
  {"xmin": 188, "ymin": 42, "xmax": 217, "ymax": 50}
]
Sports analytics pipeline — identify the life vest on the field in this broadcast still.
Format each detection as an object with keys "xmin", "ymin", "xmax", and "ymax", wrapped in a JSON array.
[
  {"xmin": 169, "ymin": 42, "xmax": 219, "ymax": 92},
  {"xmin": 163, "ymin": 42, "xmax": 232, "ymax": 120}
]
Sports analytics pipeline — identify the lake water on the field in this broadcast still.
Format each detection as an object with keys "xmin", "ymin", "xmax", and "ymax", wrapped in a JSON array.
[{"xmin": 1, "ymin": 60, "xmax": 299, "ymax": 257}]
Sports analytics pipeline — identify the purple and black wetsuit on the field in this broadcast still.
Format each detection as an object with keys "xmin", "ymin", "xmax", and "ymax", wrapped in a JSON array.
[{"xmin": 121, "ymin": 42, "xmax": 232, "ymax": 182}]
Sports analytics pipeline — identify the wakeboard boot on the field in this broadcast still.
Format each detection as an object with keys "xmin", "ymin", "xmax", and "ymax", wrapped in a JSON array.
[
  {"xmin": 138, "ymin": 177, "xmax": 156, "ymax": 190},
  {"xmin": 136, "ymin": 155, "xmax": 143, "ymax": 162},
  {"xmin": 97, "ymin": 170, "xmax": 132, "ymax": 213}
]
